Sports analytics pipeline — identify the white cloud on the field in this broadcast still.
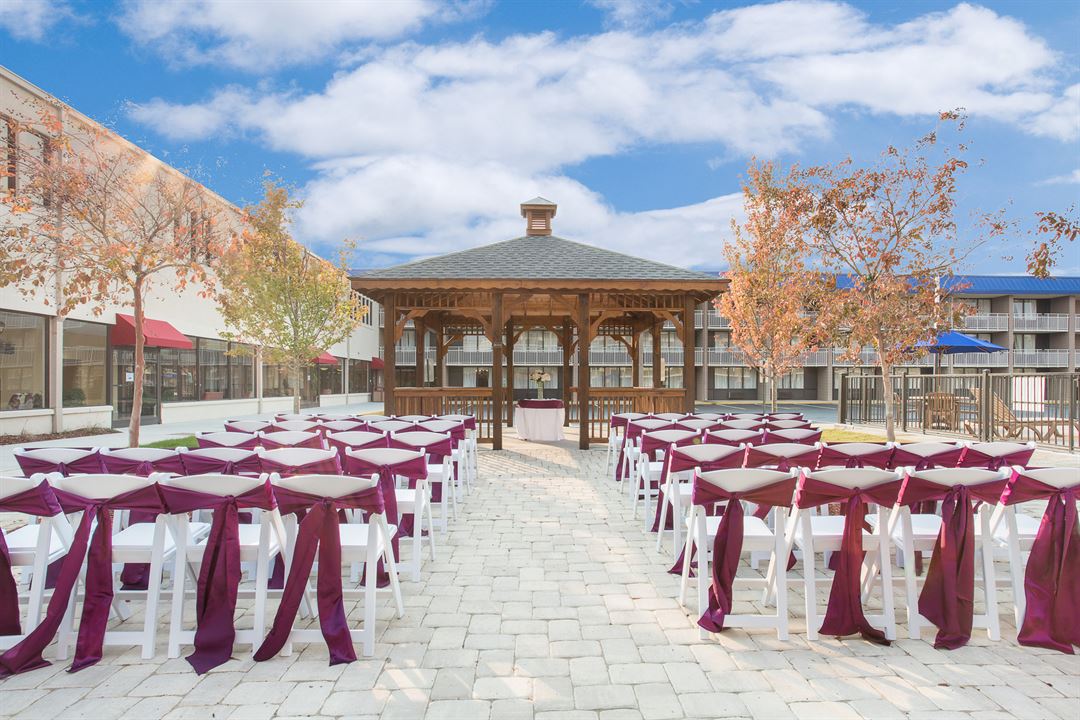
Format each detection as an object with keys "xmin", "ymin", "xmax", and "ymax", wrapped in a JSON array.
[
  {"xmin": 126, "ymin": 1, "xmax": 1079, "ymax": 267},
  {"xmin": 116, "ymin": 0, "xmax": 475, "ymax": 71},
  {"xmin": 1037, "ymin": 168, "xmax": 1080, "ymax": 186},
  {"xmin": 0, "ymin": 0, "xmax": 75, "ymax": 41},
  {"xmin": 588, "ymin": 0, "xmax": 675, "ymax": 29}
]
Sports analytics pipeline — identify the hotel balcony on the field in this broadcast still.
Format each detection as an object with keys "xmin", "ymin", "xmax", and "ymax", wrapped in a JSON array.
[
  {"xmin": 961, "ymin": 313, "xmax": 1010, "ymax": 331},
  {"xmin": 1011, "ymin": 313, "xmax": 1071, "ymax": 332}
]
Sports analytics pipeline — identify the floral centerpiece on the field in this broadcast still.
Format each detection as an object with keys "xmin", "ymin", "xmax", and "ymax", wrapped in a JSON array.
[{"xmin": 529, "ymin": 369, "xmax": 552, "ymax": 399}]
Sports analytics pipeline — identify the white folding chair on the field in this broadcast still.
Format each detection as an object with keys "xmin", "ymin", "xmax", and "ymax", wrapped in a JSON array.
[
  {"xmin": 790, "ymin": 468, "xmax": 899, "ymax": 641},
  {"xmin": 275, "ymin": 413, "xmax": 316, "ymax": 422},
  {"xmin": 161, "ymin": 474, "xmax": 287, "ymax": 660},
  {"xmin": 0, "ymin": 475, "xmax": 74, "ymax": 648},
  {"xmin": 678, "ymin": 468, "xmax": 794, "ymax": 640},
  {"xmin": 418, "ymin": 420, "xmax": 472, "ymax": 500},
  {"xmin": 269, "ymin": 473, "xmax": 404, "ymax": 657},
  {"xmin": 633, "ymin": 429, "xmax": 698, "ymax": 525},
  {"xmin": 271, "ymin": 420, "xmax": 321, "ymax": 433},
  {"xmin": 225, "ymin": 420, "xmax": 272, "ymax": 433},
  {"xmin": 391, "ymin": 431, "xmax": 457, "ymax": 534},
  {"xmin": 654, "ymin": 444, "xmax": 744, "ymax": 559},
  {"xmin": 256, "ymin": 430, "xmax": 324, "ymax": 450}
]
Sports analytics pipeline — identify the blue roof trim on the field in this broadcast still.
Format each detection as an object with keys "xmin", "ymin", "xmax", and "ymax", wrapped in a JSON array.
[{"xmin": 834, "ymin": 275, "xmax": 1080, "ymax": 295}]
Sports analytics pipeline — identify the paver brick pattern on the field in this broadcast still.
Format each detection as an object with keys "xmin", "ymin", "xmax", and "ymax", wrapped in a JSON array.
[{"xmin": 1, "ymin": 429, "xmax": 1077, "ymax": 720}]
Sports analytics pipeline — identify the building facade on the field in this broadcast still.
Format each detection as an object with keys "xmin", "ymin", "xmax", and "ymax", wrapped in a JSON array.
[
  {"xmin": 0, "ymin": 66, "xmax": 381, "ymax": 436},
  {"xmin": 384, "ymin": 276, "xmax": 1080, "ymax": 404}
]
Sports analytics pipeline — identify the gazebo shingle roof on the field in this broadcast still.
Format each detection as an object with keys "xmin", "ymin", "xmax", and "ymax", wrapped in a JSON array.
[{"xmin": 355, "ymin": 235, "xmax": 716, "ymax": 282}]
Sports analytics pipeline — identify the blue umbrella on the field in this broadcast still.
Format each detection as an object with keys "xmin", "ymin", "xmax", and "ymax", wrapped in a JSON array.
[{"xmin": 917, "ymin": 330, "xmax": 1007, "ymax": 355}]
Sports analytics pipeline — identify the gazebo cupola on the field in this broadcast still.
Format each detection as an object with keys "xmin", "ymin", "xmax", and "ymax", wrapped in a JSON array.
[{"xmin": 521, "ymin": 197, "xmax": 557, "ymax": 236}]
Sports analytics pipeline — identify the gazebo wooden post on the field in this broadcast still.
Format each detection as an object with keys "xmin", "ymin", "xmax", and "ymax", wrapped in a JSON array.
[
  {"xmin": 383, "ymin": 293, "xmax": 397, "ymax": 416},
  {"xmin": 491, "ymin": 293, "xmax": 504, "ymax": 451},
  {"xmin": 631, "ymin": 328, "xmax": 641, "ymax": 388},
  {"xmin": 562, "ymin": 318, "xmax": 572, "ymax": 427},
  {"xmin": 505, "ymin": 320, "xmax": 515, "ymax": 426},
  {"xmin": 434, "ymin": 323, "xmax": 446, "ymax": 387},
  {"xmin": 683, "ymin": 296, "xmax": 696, "ymax": 413},
  {"xmin": 577, "ymin": 293, "xmax": 591, "ymax": 450},
  {"xmin": 652, "ymin": 318, "xmax": 662, "ymax": 389},
  {"xmin": 414, "ymin": 316, "xmax": 426, "ymax": 387}
]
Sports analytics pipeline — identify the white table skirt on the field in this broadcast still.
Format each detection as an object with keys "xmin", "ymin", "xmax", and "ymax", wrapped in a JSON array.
[{"xmin": 514, "ymin": 406, "xmax": 566, "ymax": 442}]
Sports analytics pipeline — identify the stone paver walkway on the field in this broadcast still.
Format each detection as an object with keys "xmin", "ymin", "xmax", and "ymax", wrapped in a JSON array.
[{"xmin": 1, "ymin": 428, "xmax": 1078, "ymax": 720}]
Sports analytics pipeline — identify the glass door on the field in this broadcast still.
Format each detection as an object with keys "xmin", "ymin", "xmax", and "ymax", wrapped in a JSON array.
[{"xmin": 112, "ymin": 348, "xmax": 161, "ymax": 426}]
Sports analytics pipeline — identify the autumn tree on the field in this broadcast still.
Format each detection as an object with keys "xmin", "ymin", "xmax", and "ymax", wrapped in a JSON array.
[
  {"xmin": 216, "ymin": 180, "xmax": 364, "ymax": 414},
  {"xmin": 720, "ymin": 161, "xmax": 830, "ymax": 412},
  {"xmin": 1026, "ymin": 207, "xmax": 1079, "ymax": 278},
  {"xmin": 3, "ymin": 109, "xmax": 228, "ymax": 444},
  {"xmin": 797, "ymin": 113, "xmax": 994, "ymax": 441}
]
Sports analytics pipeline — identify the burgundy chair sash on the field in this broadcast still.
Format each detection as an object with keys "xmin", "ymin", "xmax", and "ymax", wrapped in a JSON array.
[
  {"xmin": 258, "ymin": 454, "xmax": 342, "ymax": 478},
  {"xmin": 889, "ymin": 445, "xmax": 964, "ymax": 471},
  {"xmin": 818, "ymin": 445, "xmax": 894, "ymax": 469},
  {"xmin": 258, "ymin": 433, "xmax": 325, "ymax": 450},
  {"xmin": 704, "ymin": 430, "xmax": 764, "ymax": 447},
  {"xmin": 223, "ymin": 422, "xmax": 269, "ymax": 433},
  {"xmin": 14, "ymin": 450, "xmax": 102, "ymax": 477},
  {"xmin": 761, "ymin": 430, "xmax": 822, "ymax": 445},
  {"xmin": 958, "ymin": 446, "xmax": 1034, "ymax": 470},
  {"xmin": 650, "ymin": 443, "xmax": 741, "ymax": 534},
  {"xmin": 0, "ymin": 484, "xmax": 164, "ymax": 675},
  {"xmin": 1000, "ymin": 473, "xmax": 1080, "ymax": 653},
  {"xmin": 159, "ymin": 481, "xmax": 276, "ymax": 673},
  {"xmin": 341, "ymin": 452, "xmax": 428, "ymax": 585},
  {"xmin": 417, "ymin": 422, "xmax": 467, "ymax": 443},
  {"xmin": 897, "ymin": 474, "xmax": 1010, "ymax": 649},
  {"xmin": 0, "ymin": 482, "xmax": 63, "ymax": 636},
  {"xmin": 100, "ymin": 452, "xmax": 185, "ymax": 477},
  {"xmin": 794, "ymin": 474, "xmax": 904, "ymax": 644},
  {"xmin": 326, "ymin": 434, "xmax": 388, "ymax": 457},
  {"xmin": 389, "ymin": 435, "xmax": 453, "ymax": 503},
  {"xmin": 691, "ymin": 473, "xmax": 795, "ymax": 633},
  {"xmin": 179, "ymin": 452, "xmax": 261, "ymax": 477},
  {"xmin": 253, "ymin": 484, "xmax": 385, "ymax": 666},
  {"xmin": 518, "ymin": 399, "xmax": 564, "ymax": 409}
]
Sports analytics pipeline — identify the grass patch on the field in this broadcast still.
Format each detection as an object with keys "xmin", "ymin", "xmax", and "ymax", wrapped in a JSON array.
[
  {"xmin": 141, "ymin": 435, "xmax": 198, "ymax": 449},
  {"xmin": 821, "ymin": 428, "xmax": 884, "ymax": 443},
  {"xmin": 0, "ymin": 426, "xmax": 119, "ymax": 445}
]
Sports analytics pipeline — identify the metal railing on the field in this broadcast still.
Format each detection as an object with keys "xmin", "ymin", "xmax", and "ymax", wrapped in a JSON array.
[
  {"xmin": 962, "ymin": 313, "xmax": 1010, "ymax": 331},
  {"xmin": 1013, "ymin": 313, "xmax": 1071, "ymax": 332},
  {"xmin": 838, "ymin": 371, "xmax": 1079, "ymax": 451}
]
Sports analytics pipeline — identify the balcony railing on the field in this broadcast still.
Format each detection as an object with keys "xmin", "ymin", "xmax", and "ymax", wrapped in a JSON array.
[
  {"xmin": 962, "ymin": 313, "xmax": 1009, "ymax": 331},
  {"xmin": 1013, "ymin": 349, "xmax": 1072, "ymax": 367},
  {"xmin": 1012, "ymin": 314, "xmax": 1071, "ymax": 332}
]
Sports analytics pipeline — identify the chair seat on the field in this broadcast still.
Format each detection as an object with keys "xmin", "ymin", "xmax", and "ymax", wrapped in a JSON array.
[
  {"xmin": 794, "ymin": 515, "xmax": 880, "ymax": 551},
  {"xmin": 993, "ymin": 513, "xmax": 1041, "ymax": 543},
  {"xmin": 4, "ymin": 524, "xmax": 66, "ymax": 562},
  {"xmin": 187, "ymin": 524, "xmax": 281, "ymax": 556},
  {"xmin": 114, "ymin": 521, "xmax": 210, "ymax": 554},
  {"xmin": 688, "ymin": 514, "xmax": 775, "ymax": 550},
  {"xmin": 338, "ymin": 523, "xmax": 395, "ymax": 555},
  {"xmin": 395, "ymin": 488, "xmax": 422, "ymax": 509}
]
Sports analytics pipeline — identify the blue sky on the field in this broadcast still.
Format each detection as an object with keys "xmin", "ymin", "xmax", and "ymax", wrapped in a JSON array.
[{"xmin": 1, "ymin": 0, "xmax": 1077, "ymax": 273}]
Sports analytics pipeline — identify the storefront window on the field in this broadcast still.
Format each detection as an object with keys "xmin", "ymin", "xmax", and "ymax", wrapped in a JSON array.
[
  {"xmin": 63, "ymin": 319, "xmax": 107, "ymax": 406},
  {"xmin": 158, "ymin": 346, "xmax": 197, "ymax": 403},
  {"xmin": 349, "ymin": 359, "xmax": 370, "ymax": 394},
  {"xmin": 198, "ymin": 338, "xmax": 229, "ymax": 400},
  {"xmin": 318, "ymin": 359, "xmax": 343, "ymax": 395},
  {"xmin": 263, "ymin": 362, "xmax": 291, "ymax": 398},
  {"xmin": 229, "ymin": 343, "xmax": 254, "ymax": 399},
  {"xmin": 1, "ymin": 310, "xmax": 47, "ymax": 411}
]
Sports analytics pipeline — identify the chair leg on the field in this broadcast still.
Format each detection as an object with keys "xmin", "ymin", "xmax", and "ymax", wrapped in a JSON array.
[
  {"xmin": 167, "ymin": 519, "xmax": 189, "ymax": 659},
  {"xmin": 426, "ymin": 497, "xmax": 437, "ymax": 561},
  {"xmin": 696, "ymin": 512, "xmax": 709, "ymax": 641},
  {"xmin": 801, "ymin": 514, "xmax": 818, "ymax": 641},
  {"xmin": 253, "ymin": 523, "xmax": 272, "ymax": 651},
  {"xmin": 141, "ymin": 519, "xmax": 168, "ymax": 660},
  {"xmin": 678, "ymin": 508, "xmax": 696, "ymax": 607},
  {"xmin": 379, "ymin": 517, "xmax": 405, "ymax": 618},
  {"xmin": 901, "ymin": 512, "xmax": 921, "ymax": 639},
  {"xmin": 363, "ymin": 526, "xmax": 379, "ymax": 657},
  {"xmin": 774, "ymin": 509, "xmax": 789, "ymax": 641},
  {"xmin": 877, "ymin": 509, "xmax": 896, "ymax": 641},
  {"xmin": 979, "ymin": 509, "xmax": 1000, "ymax": 641},
  {"xmin": 1004, "ymin": 512, "xmax": 1026, "ymax": 630},
  {"xmin": 26, "ymin": 520, "xmax": 52, "ymax": 631},
  {"xmin": 655, "ymin": 484, "xmax": 669, "ymax": 552}
]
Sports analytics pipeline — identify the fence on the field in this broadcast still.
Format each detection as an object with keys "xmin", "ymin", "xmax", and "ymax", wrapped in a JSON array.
[{"xmin": 838, "ymin": 371, "xmax": 1079, "ymax": 451}]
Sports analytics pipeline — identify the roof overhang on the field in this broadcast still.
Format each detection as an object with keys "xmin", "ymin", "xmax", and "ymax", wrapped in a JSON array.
[{"xmin": 351, "ymin": 276, "xmax": 728, "ymax": 302}]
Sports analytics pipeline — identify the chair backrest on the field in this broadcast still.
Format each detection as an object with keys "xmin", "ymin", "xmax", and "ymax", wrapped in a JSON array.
[
  {"xmin": 257, "ymin": 447, "xmax": 338, "ymax": 468},
  {"xmin": 179, "ymin": 447, "xmax": 260, "ymax": 474},
  {"xmin": 728, "ymin": 413, "xmax": 765, "ymax": 420},
  {"xmin": 391, "ymin": 431, "xmax": 452, "ymax": 448},
  {"xmin": 256, "ymin": 430, "xmax": 324, "ymax": 449},
  {"xmin": 966, "ymin": 441, "xmax": 1034, "ymax": 458},
  {"xmin": 319, "ymin": 420, "xmax": 366, "ymax": 433},
  {"xmin": 48, "ymin": 473, "xmax": 156, "ymax": 500},
  {"xmin": 99, "ymin": 447, "xmax": 178, "ymax": 463},
  {"xmin": 670, "ymin": 443, "xmax": 743, "ymax": 465},
  {"xmin": 641, "ymin": 429, "xmax": 699, "ymax": 446},
  {"xmin": 224, "ymin": 420, "xmax": 270, "ymax": 433},
  {"xmin": 14, "ymin": 447, "xmax": 102, "ymax": 476},
  {"xmin": 751, "ymin": 442, "xmax": 820, "ymax": 460},
  {"xmin": 360, "ymin": 415, "xmax": 392, "ymax": 423},
  {"xmin": 344, "ymin": 446, "xmax": 426, "ymax": 472},
  {"xmin": 653, "ymin": 413, "xmax": 686, "ymax": 421},
  {"xmin": 395, "ymin": 415, "xmax": 432, "ymax": 422},
  {"xmin": 893, "ymin": 441, "xmax": 963, "ymax": 458},
  {"xmin": 0, "ymin": 474, "xmax": 46, "ymax": 502},
  {"xmin": 768, "ymin": 413, "xmax": 804, "ymax": 421},
  {"xmin": 370, "ymin": 420, "xmax": 416, "ymax": 433},
  {"xmin": 766, "ymin": 419, "xmax": 811, "ymax": 430},
  {"xmin": 705, "ymin": 428, "xmax": 762, "ymax": 446},
  {"xmin": 692, "ymin": 412, "xmax": 723, "ymax": 420},
  {"xmin": 276, "ymin": 413, "xmax": 316, "ymax": 422},
  {"xmin": 763, "ymin": 428, "xmax": 821, "ymax": 444},
  {"xmin": 1017, "ymin": 467, "xmax": 1080, "ymax": 489},
  {"xmin": 805, "ymin": 467, "xmax": 899, "ymax": 490},
  {"xmin": 908, "ymin": 467, "xmax": 1008, "ymax": 488},
  {"xmin": 698, "ymin": 468, "xmax": 793, "ymax": 493},
  {"xmin": 325, "ymin": 430, "xmax": 387, "ymax": 450},
  {"xmin": 720, "ymin": 419, "xmax": 765, "ymax": 430},
  {"xmin": 196, "ymin": 431, "xmax": 260, "ymax": 449},
  {"xmin": 677, "ymin": 418, "xmax": 719, "ymax": 431},
  {"xmin": 161, "ymin": 473, "xmax": 266, "ymax": 497},
  {"xmin": 417, "ymin": 419, "xmax": 465, "ymax": 435},
  {"xmin": 272, "ymin": 420, "xmax": 321, "ymax": 433},
  {"xmin": 628, "ymin": 418, "xmax": 672, "ymax": 433},
  {"xmin": 271, "ymin": 473, "xmax": 378, "ymax": 497},
  {"xmin": 612, "ymin": 412, "xmax": 648, "ymax": 423}
]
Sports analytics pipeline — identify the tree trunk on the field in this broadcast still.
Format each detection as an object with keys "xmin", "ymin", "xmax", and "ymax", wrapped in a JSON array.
[
  {"xmin": 880, "ymin": 360, "xmax": 896, "ymax": 442},
  {"xmin": 770, "ymin": 375, "xmax": 779, "ymax": 413},
  {"xmin": 128, "ymin": 280, "xmax": 145, "ymax": 447},
  {"xmin": 293, "ymin": 363, "xmax": 302, "ymax": 414}
]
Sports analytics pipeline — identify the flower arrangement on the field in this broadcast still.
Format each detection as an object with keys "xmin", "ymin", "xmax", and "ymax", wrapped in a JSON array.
[{"xmin": 529, "ymin": 369, "xmax": 552, "ymax": 399}]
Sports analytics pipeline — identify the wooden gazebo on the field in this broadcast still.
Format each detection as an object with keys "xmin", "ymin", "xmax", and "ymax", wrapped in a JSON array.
[{"xmin": 351, "ymin": 198, "xmax": 726, "ymax": 450}]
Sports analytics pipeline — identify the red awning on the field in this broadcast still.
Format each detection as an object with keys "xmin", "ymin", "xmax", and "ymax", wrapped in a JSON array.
[
  {"xmin": 111, "ymin": 313, "xmax": 193, "ymax": 349},
  {"xmin": 371, "ymin": 357, "xmax": 384, "ymax": 370},
  {"xmin": 313, "ymin": 351, "xmax": 339, "ymax": 365}
]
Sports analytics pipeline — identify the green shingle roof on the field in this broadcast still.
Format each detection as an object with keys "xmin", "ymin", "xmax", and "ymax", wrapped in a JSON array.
[{"xmin": 354, "ymin": 235, "xmax": 717, "ymax": 282}]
